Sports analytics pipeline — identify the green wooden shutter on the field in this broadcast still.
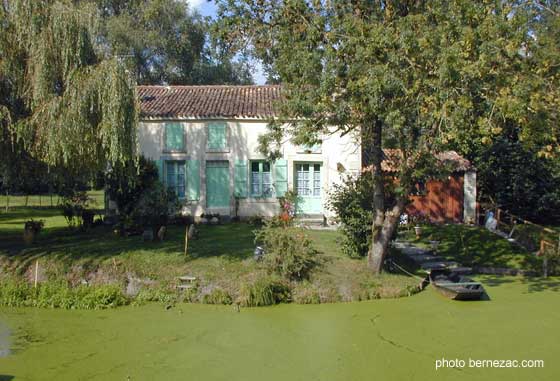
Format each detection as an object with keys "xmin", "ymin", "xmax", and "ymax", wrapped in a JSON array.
[
  {"xmin": 274, "ymin": 159, "xmax": 288, "ymax": 197},
  {"xmin": 234, "ymin": 160, "xmax": 248, "ymax": 198},
  {"xmin": 155, "ymin": 159, "xmax": 165, "ymax": 184},
  {"xmin": 207, "ymin": 122, "xmax": 227, "ymax": 150},
  {"xmin": 186, "ymin": 160, "xmax": 200, "ymax": 201},
  {"xmin": 165, "ymin": 123, "xmax": 184, "ymax": 151}
]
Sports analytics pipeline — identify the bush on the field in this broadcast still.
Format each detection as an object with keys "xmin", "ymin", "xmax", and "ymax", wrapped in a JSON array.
[
  {"xmin": 202, "ymin": 288, "xmax": 233, "ymax": 305},
  {"xmin": 0, "ymin": 279, "xmax": 129, "ymax": 309},
  {"xmin": 134, "ymin": 286, "xmax": 180, "ymax": 305},
  {"xmin": 61, "ymin": 192, "xmax": 95, "ymax": 230},
  {"xmin": 24, "ymin": 219, "xmax": 45, "ymax": 234},
  {"xmin": 132, "ymin": 182, "xmax": 180, "ymax": 229},
  {"xmin": 327, "ymin": 173, "xmax": 375, "ymax": 257},
  {"xmin": 255, "ymin": 224, "xmax": 318, "ymax": 280},
  {"xmin": 104, "ymin": 156, "xmax": 159, "ymax": 217},
  {"xmin": 237, "ymin": 276, "xmax": 291, "ymax": 307},
  {"xmin": 292, "ymin": 282, "xmax": 321, "ymax": 304}
]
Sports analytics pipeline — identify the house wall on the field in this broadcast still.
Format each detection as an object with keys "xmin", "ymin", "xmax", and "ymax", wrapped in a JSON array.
[{"xmin": 137, "ymin": 119, "xmax": 361, "ymax": 218}]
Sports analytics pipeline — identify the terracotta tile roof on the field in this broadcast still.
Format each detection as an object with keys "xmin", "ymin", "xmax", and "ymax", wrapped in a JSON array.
[
  {"xmin": 371, "ymin": 149, "xmax": 472, "ymax": 173},
  {"xmin": 137, "ymin": 85, "xmax": 282, "ymax": 119}
]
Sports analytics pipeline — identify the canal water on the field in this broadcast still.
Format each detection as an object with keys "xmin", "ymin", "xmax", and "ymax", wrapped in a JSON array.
[{"xmin": 0, "ymin": 277, "xmax": 558, "ymax": 380}]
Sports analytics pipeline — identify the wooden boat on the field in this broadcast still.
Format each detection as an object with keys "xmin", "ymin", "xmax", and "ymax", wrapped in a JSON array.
[{"xmin": 428, "ymin": 268, "xmax": 486, "ymax": 300}]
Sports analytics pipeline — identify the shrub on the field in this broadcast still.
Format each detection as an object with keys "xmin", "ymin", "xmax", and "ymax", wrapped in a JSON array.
[
  {"xmin": 292, "ymin": 282, "xmax": 321, "ymax": 304},
  {"xmin": 0, "ymin": 279, "xmax": 129, "ymax": 309},
  {"xmin": 327, "ymin": 173, "xmax": 375, "ymax": 257},
  {"xmin": 104, "ymin": 156, "xmax": 159, "ymax": 217},
  {"xmin": 237, "ymin": 276, "xmax": 291, "ymax": 307},
  {"xmin": 202, "ymin": 288, "xmax": 233, "ymax": 305},
  {"xmin": 134, "ymin": 287, "xmax": 180, "ymax": 304},
  {"xmin": 24, "ymin": 219, "xmax": 45, "ymax": 234},
  {"xmin": 61, "ymin": 192, "xmax": 94, "ymax": 229},
  {"xmin": 132, "ymin": 182, "xmax": 180, "ymax": 229},
  {"xmin": 255, "ymin": 224, "xmax": 318, "ymax": 280}
]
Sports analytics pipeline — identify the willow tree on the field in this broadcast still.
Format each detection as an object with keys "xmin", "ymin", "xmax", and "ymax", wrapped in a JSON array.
[
  {"xmin": 0, "ymin": 0, "xmax": 138, "ymax": 175},
  {"xmin": 216, "ymin": 0, "xmax": 559, "ymax": 273}
]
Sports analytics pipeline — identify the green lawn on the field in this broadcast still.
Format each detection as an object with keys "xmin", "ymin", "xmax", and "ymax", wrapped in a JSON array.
[
  {"xmin": 400, "ymin": 224, "xmax": 549, "ymax": 273},
  {"xmin": 0, "ymin": 207, "xmax": 418, "ymax": 305},
  {"xmin": 0, "ymin": 190, "xmax": 105, "ymax": 210}
]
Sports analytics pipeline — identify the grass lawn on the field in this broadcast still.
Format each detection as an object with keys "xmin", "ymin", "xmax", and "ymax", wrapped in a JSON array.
[
  {"xmin": 0, "ymin": 207, "xmax": 419, "ymax": 305},
  {"xmin": 399, "ymin": 224, "xmax": 550, "ymax": 273},
  {"xmin": 0, "ymin": 190, "xmax": 105, "ymax": 210}
]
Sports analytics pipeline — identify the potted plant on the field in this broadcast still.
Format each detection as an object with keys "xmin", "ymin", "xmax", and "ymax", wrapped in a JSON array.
[
  {"xmin": 23, "ymin": 219, "xmax": 45, "ymax": 245},
  {"xmin": 410, "ymin": 212, "xmax": 428, "ymax": 238}
]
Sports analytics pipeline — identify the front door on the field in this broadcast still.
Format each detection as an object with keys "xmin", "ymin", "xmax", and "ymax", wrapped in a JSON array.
[
  {"xmin": 206, "ymin": 161, "xmax": 230, "ymax": 208},
  {"xmin": 295, "ymin": 163, "xmax": 322, "ymax": 215}
]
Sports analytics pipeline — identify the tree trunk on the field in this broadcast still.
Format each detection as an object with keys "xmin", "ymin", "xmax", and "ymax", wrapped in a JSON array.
[
  {"xmin": 364, "ymin": 119, "xmax": 384, "ymax": 273},
  {"xmin": 365, "ymin": 119, "xmax": 407, "ymax": 274},
  {"xmin": 368, "ymin": 200, "xmax": 406, "ymax": 273}
]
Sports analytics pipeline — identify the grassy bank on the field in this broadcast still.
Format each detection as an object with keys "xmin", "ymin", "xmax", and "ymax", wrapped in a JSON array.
[
  {"xmin": 400, "ymin": 224, "xmax": 546, "ymax": 272},
  {"xmin": 0, "ymin": 208, "xmax": 420, "ymax": 308}
]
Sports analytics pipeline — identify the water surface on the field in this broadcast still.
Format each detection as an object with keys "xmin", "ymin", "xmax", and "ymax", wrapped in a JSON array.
[{"xmin": 0, "ymin": 277, "xmax": 558, "ymax": 380}]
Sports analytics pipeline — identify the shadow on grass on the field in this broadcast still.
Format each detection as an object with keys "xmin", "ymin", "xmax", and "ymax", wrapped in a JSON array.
[
  {"xmin": 1, "ymin": 217, "xmax": 256, "ymax": 272},
  {"xmin": 479, "ymin": 275, "xmax": 560, "ymax": 293},
  {"xmin": 403, "ymin": 224, "xmax": 547, "ymax": 273}
]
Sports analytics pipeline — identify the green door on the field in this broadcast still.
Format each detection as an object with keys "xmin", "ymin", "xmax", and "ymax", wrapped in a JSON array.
[
  {"xmin": 206, "ymin": 161, "xmax": 230, "ymax": 208},
  {"xmin": 295, "ymin": 163, "xmax": 322, "ymax": 214}
]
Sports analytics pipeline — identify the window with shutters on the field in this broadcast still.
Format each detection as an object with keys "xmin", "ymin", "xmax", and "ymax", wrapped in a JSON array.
[
  {"xmin": 250, "ymin": 161, "xmax": 273, "ymax": 198},
  {"xmin": 206, "ymin": 122, "xmax": 228, "ymax": 151},
  {"xmin": 164, "ymin": 123, "xmax": 185, "ymax": 152},
  {"xmin": 165, "ymin": 161, "xmax": 185, "ymax": 199}
]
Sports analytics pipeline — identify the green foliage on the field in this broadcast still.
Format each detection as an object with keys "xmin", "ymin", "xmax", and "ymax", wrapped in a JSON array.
[
  {"xmin": 0, "ymin": 0, "xmax": 138, "ymax": 173},
  {"xmin": 96, "ymin": 0, "xmax": 253, "ymax": 85},
  {"xmin": 60, "ymin": 191, "xmax": 94, "ymax": 229},
  {"xmin": 292, "ymin": 282, "xmax": 321, "ymax": 304},
  {"xmin": 255, "ymin": 224, "xmax": 318, "ymax": 280},
  {"xmin": 134, "ymin": 287, "xmax": 182, "ymax": 305},
  {"xmin": 131, "ymin": 182, "xmax": 180, "ymax": 227},
  {"xmin": 327, "ymin": 174, "xmax": 375, "ymax": 258},
  {"xmin": 237, "ymin": 275, "xmax": 291, "ymax": 307},
  {"xmin": 24, "ymin": 219, "xmax": 45, "ymax": 234},
  {"xmin": 0, "ymin": 279, "xmax": 129, "ymax": 309},
  {"xmin": 217, "ymin": 0, "xmax": 560, "ymax": 271},
  {"xmin": 475, "ymin": 134, "xmax": 560, "ymax": 224},
  {"xmin": 105, "ymin": 156, "xmax": 159, "ymax": 217},
  {"xmin": 202, "ymin": 288, "xmax": 233, "ymax": 305}
]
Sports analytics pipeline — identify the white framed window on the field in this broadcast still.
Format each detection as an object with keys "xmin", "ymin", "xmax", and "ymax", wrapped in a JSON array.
[{"xmin": 251, "ymin": 161, "xmax": 273, "ymax": 198}]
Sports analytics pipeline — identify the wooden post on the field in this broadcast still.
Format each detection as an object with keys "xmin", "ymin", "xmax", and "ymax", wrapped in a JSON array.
[
  {"xmin": 543, "ymin": 256, "xmax": 548, "ymax": 278},
  {"xmin": 496, "ymin": 208, "xmax": 501, "ymax": 228},
  {"xmin": 184, "ymin": 224, "xmax": 189, "ymax": 257},
  {"xmin": 34, "ymin": 260, "xmax": 39, "ymax": 288}
]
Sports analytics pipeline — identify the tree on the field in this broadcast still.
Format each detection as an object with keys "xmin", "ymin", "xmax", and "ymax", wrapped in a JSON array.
[
  {"xmin": 215, "ymin": 1, "xmax": 559, "ymax": 273},
  {"xmin": 0, "ymin": 0, "xmax": 138, "ymax": 175},
  {"xmin": 89, "ymin": 0, "xmax": 253, "ymax": 85}
]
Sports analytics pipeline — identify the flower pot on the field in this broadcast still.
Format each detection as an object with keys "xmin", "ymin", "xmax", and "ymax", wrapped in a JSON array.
[{"xmin": 414, "ymin": 226, "xmax": 423, "ymax": 238}]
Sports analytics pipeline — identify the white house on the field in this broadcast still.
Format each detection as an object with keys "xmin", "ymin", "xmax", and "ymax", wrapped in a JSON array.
[{"xmin": 137, "ymin": 85, "xmax": 362, "ymax": 219}]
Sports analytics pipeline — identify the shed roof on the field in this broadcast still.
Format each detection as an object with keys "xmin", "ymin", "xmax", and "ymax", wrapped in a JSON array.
[{"xmin": 377, "ymin": 149, "xmax": 473, "ymax": 173}]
